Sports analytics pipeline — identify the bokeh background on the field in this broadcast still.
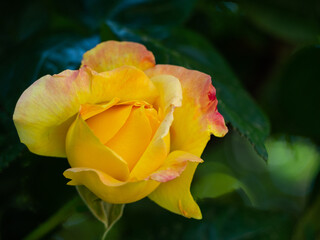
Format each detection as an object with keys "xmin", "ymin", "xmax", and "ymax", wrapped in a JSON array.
[{"xmin": 1, "ymin": 0, "xmax": 320, "ymax": 239}]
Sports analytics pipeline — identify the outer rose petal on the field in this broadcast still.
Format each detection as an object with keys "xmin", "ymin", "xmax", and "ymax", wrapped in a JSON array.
[
  {"xmin": 149, "ymin": 150, "xmax": 203, "ymax": 182},
  {"xmin": 81, "ymin": 41, "xmax": 155, "ymax": 72},
  {"xmin": 145, "ymin": 65, "xmax": 228, "ymax": 219},
  {"xmin": 13, "ymin": 68, "xmax": 92, "ymax": 157},
  {"xmin": 13, "ymin": 66, "xmax": 157, "ymax": 157},
  {"xmin": 145, "ymin": 64, "xmax": 228, "ymax": 156},
  {"xmin": 66, "ymin": 115, "xmax": 130, "ymax": 181},
  {"xmin": 149, "ymin": 162, "xmax": 202, "ymax": 219},
  {"xmin": 89, "ymin": 66, "xmax": 158, "ymax": 105},
  {"xmin": 64, "ymin": 168, "xmax": 160, "ymax": 204}
]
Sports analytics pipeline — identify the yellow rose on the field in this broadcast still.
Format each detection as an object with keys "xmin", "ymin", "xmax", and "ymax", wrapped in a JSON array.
[{"xmin": 13, "ymin": 41, "xmax": 228, "ymax": 219}]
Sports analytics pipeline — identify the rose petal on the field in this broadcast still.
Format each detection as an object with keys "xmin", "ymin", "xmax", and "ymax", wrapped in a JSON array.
[
  {"xmin": 66, "ymin": 115, "xmax": 130, "ymax": 181},
  {"xmin": 146, "ymin": 65, "xmax": 228, "ymax": 156},
  {"xmin": 81, "ymin": 41, "xmax": 155, "ymax": 72},
  {"xmin": 129, "ymin": 107, "xmax": 174, "ymax": 181},
  {"xmin": 13, "ymin": 68, "xmax": 92, "ymax": 157},
  {"xmin": 106, "ymin": 107, "xmax": 153, "ymax": 171},
  {"xmin": 149, "ymin": 150, "xmax": 203, "ymax": 182},
  {"xmin": 80, "ymin": 97, "xmax": 120, "ymax": 120},
  {"xmin": 129, "ymin": 74, "xmax": 183, "ymax": 180},
  {"xmin": 150, "ymin": 74, "xmax": 182, "ymax": 116},
  {"xmin": 145, "ymin": 108, "xmax": 160, "ymax": 136},
  {"xmin": 148, "ymin": 162, "xmax": 202, "ymax": 219},
  {"xmin": 64, "ymin": 168, "xmax": 160, "ymax": 204},
  {"xmin": 89, "ymin": 66, "xmax": 158, "ymax": 104},
  {"xmin": 85, "ymin": 104, "xmax": 133, "ymax": 144},
  {"xmin": 13, "ymin": 66, "xmax": 157, "ymax": 157}
]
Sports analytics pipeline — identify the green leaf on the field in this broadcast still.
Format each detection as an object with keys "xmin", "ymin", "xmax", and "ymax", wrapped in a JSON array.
[
  {"xmin": 261, "ymin": 45, "xmax": 320, "ymax": 146},
  {"xmin": 292, "ymin": 193, "xmax": 320, "ymax": 239},
  {"xmin": 104, "ymin": 21, "xmax": 270, "ymax": 160},
  {"xmin": 193, "ymin": 172, "xmax": 241, "ymax": 199},
  {"xmin": 242, "ymin": 0, "xmax": 320, "ymax": 43},
  {"xmin": 267, "ymin": 137, "xmax": 320, "ymax": 197},
  {"xmin": 23, "ymin": 197, "xmax": 82, "ymax": 240},
  {"xmin": 76, "ymin": 186, "xmax": 124, "ymax": 239},
  {"xmin": 192, "ymin": 161, "xmax": 255, "ymax": 205},
  {"xmin": 118, "ymin": 197, "xmax": 294, "ymax": 240},
  {"xmin": 107, "ymin": 0, "xmax": 197, "ymax": 27}
]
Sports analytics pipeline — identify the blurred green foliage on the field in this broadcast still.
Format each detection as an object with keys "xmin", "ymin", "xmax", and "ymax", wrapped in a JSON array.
[{"xmin": 1, "ymin": 0, "xmax": 320, "ymax": 239}]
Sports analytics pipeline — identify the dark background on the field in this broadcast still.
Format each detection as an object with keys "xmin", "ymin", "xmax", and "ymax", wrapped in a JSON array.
[{"xmin": 1, "ymin": 0, "xmax": 320, "ymax": 239}]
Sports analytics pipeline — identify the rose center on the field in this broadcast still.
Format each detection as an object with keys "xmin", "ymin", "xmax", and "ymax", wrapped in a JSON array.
[{"xmin": 86, "ymin": 102, "xmax": 160, "ymax": 171}]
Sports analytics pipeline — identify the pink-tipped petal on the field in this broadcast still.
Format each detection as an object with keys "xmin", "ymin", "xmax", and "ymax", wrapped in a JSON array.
[
  {"xmin": 146, "ymin": 65, "xmax": 228, "ymax": 156},
  {"xmin": 149, "ymin": 151, "xmax": 203, "ymax": 182},
  {"xmin": 81, "ymin": 41, "xmax": 155, "ymax": 72}
]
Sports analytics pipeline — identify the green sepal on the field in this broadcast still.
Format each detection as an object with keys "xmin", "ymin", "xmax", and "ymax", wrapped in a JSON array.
[{"xmin": 76, "ymin": 185, "xmax": 124, "ymax": 239}]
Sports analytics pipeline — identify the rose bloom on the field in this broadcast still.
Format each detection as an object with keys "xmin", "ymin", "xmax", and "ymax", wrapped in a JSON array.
[{"xmin": 13, "ymin": 41, "xmax": 227, "ymax": 219}]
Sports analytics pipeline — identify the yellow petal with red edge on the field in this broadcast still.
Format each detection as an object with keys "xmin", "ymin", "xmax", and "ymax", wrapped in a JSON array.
[
  {"xmin": 85, "ymin": 104, "xmax": 133, "ymax": 144},
  {"xmin": 13, "ymin": 65, "xmax": 158, "ymax": 157},
  {"xmin": 89, "ymin": 66, "xmax": 158, "ymax": 105},
  {"xmin": 66, "ymin": 114, "xmax": 130, "ymax": 182},
  {"xmin": 106, "ymin": 107, "xmax": 153, "ymax": 171},
  {"xmin": 129, "ymin": 107, "xmax": 173, "ymax": 181},
  {"xmin": 145, "ymin": 65, "xmax": 228, "ymax": 156},
  {"xmin": 64, "ymin": 168, "xmax": 160, "ymax": 204},
  {"xmin": 13, "ymin": 68, "xmax": 92, "ymax": 157},
  {"xmin": 148, "ymin": 162, "xmax": 202, "ymax": 219},
  {"xmin": 81, "ymin": 41, "xmax": 155, "ymax": 72},
  {"xmin": 149, "ymin": 150, "xmax": 203, "ymax": 182}
]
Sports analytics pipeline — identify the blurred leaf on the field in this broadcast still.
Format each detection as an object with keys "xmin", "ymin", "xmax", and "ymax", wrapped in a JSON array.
[
  {"xmin": 222, "ymin": 131, "xmax": 320, "ymax": 212},
  {"xmin": 242, "ymin": 0, "xmax": 320, "ymax": 43},
  {"xmin": 108, "ymin": 0, "xmax": 197, "ymax": 27},
  {"xmin": 50, "ymin": 211, "xmax": 108, "ymax": 240},
  {"xmin": 104, "ymin": 21, "xmax": 270, "ymax": 160},
  {"xmin": 24, "ymin": 197, "xmax": 82, "ymax": 240},
  {"xmin": 267, "ymin": 137, "xmax": 320, "ymax": 197},
  {"xmin": 293, "ymin": 193, "xmax": 320, "ymax": 240},
  {"xmin": 192, "ymin": 161, "xmax": 255, "ymax": 206},
  {"xmin": 262, "ymin": 45, "xmax": 320, "ymax": 145},
  {"xmin": 16, "ymin": 2, "xmax": 49, "ymax": 42},
  {"xmin": 182, "ymin": 201, "xmax": 293, "ymax": 240},
  {"xmin": 113, "ymin": 197, "xmax": 294, "ymax": 240},
  {"xmin": 76, "ymin": 186, "xmax": 124, "ymax": 239},
  {"xmin": 80, "ymin": 0, "xmax": 196, "ymax": 30},
  {"xmin": 193, "ymin": 171, "xmax": 241, "ymax": 199}
]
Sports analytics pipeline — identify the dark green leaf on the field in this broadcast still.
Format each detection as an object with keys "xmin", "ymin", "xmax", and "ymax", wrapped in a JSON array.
[
  {"xmin": 261, "ymin": 45, "xmax": 320, "ymax": 145},
  {"xmin": 23, "ymin": 197, "xmax": 82, "ymax": 240},
  {"xmin": 292, "ymin": 193, "xmax": 320, "ymax": 239},
  {"xmin": 107, "ymin": 0, "xmax": 197, "ymax": 27},
  {"xmin": 242, "ymin": 0, "xmax": 320, "ymax": 43},
  {"xmin": 115, "ymin": 197, "xmax": 294, "ymax": 240}
]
